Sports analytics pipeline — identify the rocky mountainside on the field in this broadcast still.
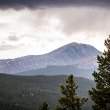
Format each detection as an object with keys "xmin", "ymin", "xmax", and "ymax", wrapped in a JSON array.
[{"xmin": 0, "ymin": 42, "xmax": 102, "ymax": 74}]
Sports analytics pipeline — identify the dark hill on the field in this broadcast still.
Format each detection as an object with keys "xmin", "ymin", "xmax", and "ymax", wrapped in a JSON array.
[{"xmin": 0, "ymin": 73, "xmax": 95, "ymax": 110}]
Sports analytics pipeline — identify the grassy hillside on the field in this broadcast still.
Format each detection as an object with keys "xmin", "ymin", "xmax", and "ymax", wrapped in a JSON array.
[{"xmin": 0, "ymin": 74, "xmax": 95, "ymax": 110}]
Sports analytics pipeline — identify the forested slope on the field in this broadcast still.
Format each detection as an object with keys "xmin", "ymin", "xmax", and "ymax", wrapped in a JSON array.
[{"xmin": 0, "ymin": 74, "xmax": 95, "ymax": 110}]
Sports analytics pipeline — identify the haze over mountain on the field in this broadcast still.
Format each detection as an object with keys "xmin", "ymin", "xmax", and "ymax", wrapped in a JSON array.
[{"xmin": 0, "ymin": 42, "xmax": 102, "ymax": 79}]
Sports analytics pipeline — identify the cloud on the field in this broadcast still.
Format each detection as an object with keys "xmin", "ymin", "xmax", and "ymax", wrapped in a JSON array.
[
  {"xmin": 0, "ymin": 39, "xmax": 20, "ymax": 51},
  {"xmin": 8, "ymin": 35, "xmax": 19, "ymax": 41},
  {"xmin": 0, "ymin": 7, "xmax": 109, "ymax": 39},
  {"xmin": 0, "ymin": 0, "xmax": 110, "ymax": 10},
  {"xmin": 0, "ymin": 23, "xmax": 7, "ymax": 28},
  {"xmin": 57, "ymin": 7, "xmax": 110, "ymax": 35},
  {"xmin": 0, "ymin": 44, "xmax": 16, "ymax": 51}
]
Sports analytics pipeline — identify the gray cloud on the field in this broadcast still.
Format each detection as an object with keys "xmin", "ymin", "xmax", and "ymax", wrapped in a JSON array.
[
  {"xmin": 8, "ymin": 35, "xmax": 19, "ymax": 41},
  {"xmin": 0, "ymin": 0, "xmax": 110, "ymax": 10},
  {"xmin": 0, "ymin": 44, "xmax": 16, "ymax": 51},
  {"xmin": 0, "ymin": 23, "xmax": 6, "ymax": 27},
  {"xmin": 0, "ymin": 23, "xmax": 9, "ymax": 29},
  {"xmin": 55, "ymin": 7, "xmax": 110, "ymax": 35},
  {"xmin": 23, "ymin": 7, "xmax": 110, "ymax": 36}
]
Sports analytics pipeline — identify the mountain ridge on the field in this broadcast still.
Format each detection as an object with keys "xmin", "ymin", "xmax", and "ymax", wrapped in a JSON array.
[{"xmin": 0, "ymin": 42, "xmax": 102, "ymax": 75}]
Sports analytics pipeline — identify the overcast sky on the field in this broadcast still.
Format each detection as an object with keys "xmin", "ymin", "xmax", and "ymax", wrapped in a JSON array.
[{"xmin": 0, "ymin": 0, "xmax": 110, "ymax": 59}]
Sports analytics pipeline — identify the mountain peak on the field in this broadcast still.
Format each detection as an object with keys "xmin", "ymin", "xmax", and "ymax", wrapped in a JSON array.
[
  {"xmin": 63, "ymin": 42, "xmax": 83, "ymax": 48},
  {"xmin": 65, "ymin": 42, "xmax": 95, "ymax": 49},
  {"xmin": 49, "ymin": 42, "xmax": 101, "ymax": 58},
  {"xmin": 0, "ymin": 42, "xmax": 102, "ymax": 74}
]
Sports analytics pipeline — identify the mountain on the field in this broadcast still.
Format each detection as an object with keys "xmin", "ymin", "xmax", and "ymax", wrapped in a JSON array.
[
  {"xmin": 0, "ymin": 42, "xmax": 102, "ymax": 78},
  {"xmin": 0, "ymin": 73, "xmax": 95, "ymax": 110},
  {"xmin": 17, "ymin": 65, "xmax": 94, "ymax": 79}
]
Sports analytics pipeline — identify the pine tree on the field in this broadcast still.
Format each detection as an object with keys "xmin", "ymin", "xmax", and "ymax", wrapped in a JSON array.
[
  {"xmin": 56, "ymin": 74, "xmax": 88, "ymax": 110},
  {"xmin": 89, "ymin": 35, "xmax": 110, "ymax": 110},
  {"xmin": 39, "ymin": 102, "xmax": 48, "ymax": 110}
]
